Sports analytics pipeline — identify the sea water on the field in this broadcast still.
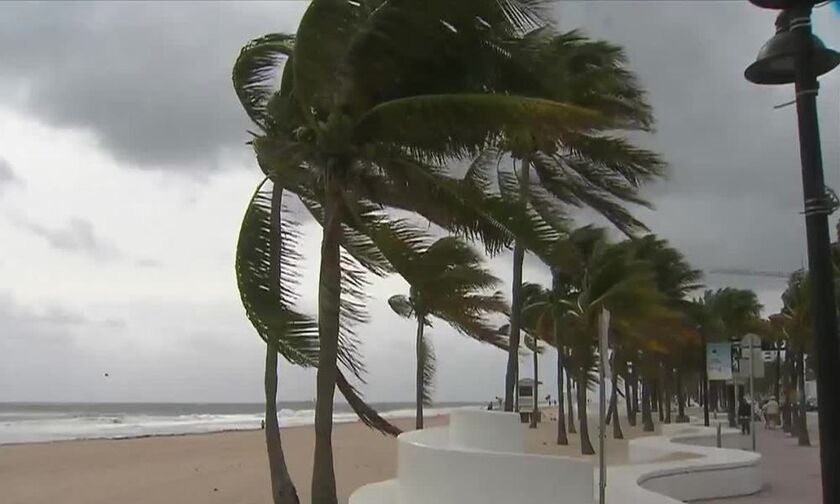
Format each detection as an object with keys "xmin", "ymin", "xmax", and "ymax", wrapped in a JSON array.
[{"xmin": 0, "ymin": 402, "xmax": 478, "ymax": 444}]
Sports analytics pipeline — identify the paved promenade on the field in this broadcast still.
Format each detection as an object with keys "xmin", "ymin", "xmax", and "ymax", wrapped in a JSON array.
[{"xmin": 705, "ymin": 413, "xmax": 821, "ymax": 504}]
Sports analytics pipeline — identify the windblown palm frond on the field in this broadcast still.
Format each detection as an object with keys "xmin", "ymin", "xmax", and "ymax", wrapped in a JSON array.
[
  {"xmin": 233, "ymin": 33, "xmax": 295, "ymax": 130},
  {"xmin": 356, "ymin": 94, "xmax": 602, "ymax": 161},
  {"xmin": 236, "ymin": 179, "xmax": 319, "ymax": 366},
  {"xmin": 236, "ymin": 179, "xmax": 401, "ymax": 436}
]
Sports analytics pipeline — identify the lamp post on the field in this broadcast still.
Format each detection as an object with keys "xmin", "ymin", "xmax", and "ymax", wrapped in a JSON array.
[{"xmin": 745, "ymin": 2, "xmax": 840, "ymax": 503}]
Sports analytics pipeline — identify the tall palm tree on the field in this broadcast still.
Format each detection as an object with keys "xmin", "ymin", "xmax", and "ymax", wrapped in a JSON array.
[
  {"xmin": 631, "ymin": 235, "xmax": 702, "ymax": 425},
  {"xmin": 232, "ymin": 2, "xmax": 615, "ymax": 499},
  {"xmin": 552, "ymin": 228, "xmax": 665, "ymax": 453},
  {"xmin": 692, "ymin": 288, "xmax": 762, "ymax": 428},
  {"xmin": 779, "ymin": 270, "xmax": 812, "ymax": 446},
  {"xmin": 475, "ymin": 28, "xmax": 666, "ymax": 411},
  {"xmin": 387, "ymin": 236, "xmax": 508, "ymax": 429},
  {"xmin": 521, "ymin": 278, "xmax": 570, "ymax": 444}
]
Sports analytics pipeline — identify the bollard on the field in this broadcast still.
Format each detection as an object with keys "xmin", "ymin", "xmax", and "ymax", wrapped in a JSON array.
[{"xmin": 716, "ymin": 423, "xmax": 722, "ymax": 448}]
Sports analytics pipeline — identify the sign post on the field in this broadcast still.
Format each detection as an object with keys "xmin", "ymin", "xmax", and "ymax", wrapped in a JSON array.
[
  {"xmin": 742, "ymin": 334, "xmax": 762, "ymax": 452},
  {"xmin": 598, "ymin": 309, "xmax": 611, "ymax": 504}
]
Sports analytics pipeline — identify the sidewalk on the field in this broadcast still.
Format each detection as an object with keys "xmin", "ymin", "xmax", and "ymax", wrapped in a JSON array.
[{"xmin": 704, "ymin": 415, "xmax": 821, "ymax": 504}]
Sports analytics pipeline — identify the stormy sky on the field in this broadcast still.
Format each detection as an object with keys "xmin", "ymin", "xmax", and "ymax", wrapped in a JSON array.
[{"xmin": 0, "ymin": 1, "xmax": 838, "ymax": 404}]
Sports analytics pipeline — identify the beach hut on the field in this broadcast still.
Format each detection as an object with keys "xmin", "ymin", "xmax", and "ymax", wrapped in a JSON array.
[{"xmin": 517, "ymin": 378, "xmax": 542, "ymax": 423}]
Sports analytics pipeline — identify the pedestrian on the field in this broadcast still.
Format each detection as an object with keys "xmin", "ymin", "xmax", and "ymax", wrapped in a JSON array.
[
  {"xmin": 763, "ymin": 397, "xmax": 780, "ymax": 429},
  {"xmin": 738, "ymin": 396, "xmax": 751, "ymax": 435}
]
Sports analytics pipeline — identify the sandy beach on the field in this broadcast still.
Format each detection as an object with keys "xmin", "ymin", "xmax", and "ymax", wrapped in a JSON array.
[{"xmin": 0, "ymin": 410, "xmax": 672, "ymax": 504}]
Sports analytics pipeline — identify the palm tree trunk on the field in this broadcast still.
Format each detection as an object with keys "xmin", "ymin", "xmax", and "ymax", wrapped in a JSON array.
[
  {"xmin": 265, "ymin": 341, "xmax": 301, "ymax": 504},
  {"xmin": 610, "ymin": 358, "xmax": 623, "ymax": 439},
  {"xmin": 783, "ymin": 347, "xmax": 794, "ymax": 433},
  {"xmin": 530, "ymin": 338, "xmax": 539, "ymax": 429},
  {"xmin": 624, "ymin": 373, "xmax": 635, "ymax": 427},
  {"xmin": 701, "ymin": 330, "xmax": 710, "ymax": 426},
  {"xmin": 265, "ymin": 183, "xmax": 300, "ymax": 504},
  {"xmin": 577, "ymin": 367, "xmax": 594, "ymax": 455},
  {"xmin": 775, "ymin": 344, "xmax": 782, "ymax": 402},
  {"xmin": 797, "ymin": 346, "xmax": 810, "ymax": 446},
  {"xmin": 311, "ymin": 171, "xmax": 343, "ymax": 504},
  {"xmin": 641, "ymin": 378, "xmax": 654, "ymax": 432},
  {"xmin": 663, "ymin": 369, "xmax": 672, "ymax": 424},
  {"xmin": 415, "ymin": 314, "xmax": 426, "ymax": 430},
  {"xmin": 676, "ymin": 370, "xmax": 687, "ymax": 423},
  {"xmin": 566, "ymin": 366, "xmax": 576, "ymax": 434},
  {"xmin": 726, "ymin": 384, "xmax": 737, "ymax": 428},
  {"xmin": 555, "ymin": 344, "xmax": 568, "ymax": 444},
  {"xmin": 505, "ymin": 158, "xmax": 529, "ymax": 411},
  {"xmin": 630, "ymin": 366, "xmax": 639, "ymax": 427}
]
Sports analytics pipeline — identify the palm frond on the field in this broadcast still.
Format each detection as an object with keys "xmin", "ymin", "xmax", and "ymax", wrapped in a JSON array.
[
  {"xmin": 356, "ymin": 94, "xmax": 602, "ymax": 161},
  {"xmin": 235, "ymin": 179, "xmax": 319, "ymax": 366},
  {"xmin": 232, "ymin": 33, "xmax": 295, "ymax": 129},
  {"xmin": 336, "ymin": 370, "xmax": 402, "ymax": 436},
  {"xmin": 294, "ymin": 0, "xmax": 371, "ymax": 118}
]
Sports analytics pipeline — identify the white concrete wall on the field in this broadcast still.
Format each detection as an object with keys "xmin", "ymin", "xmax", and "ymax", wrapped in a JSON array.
[
  {"xmin": 607, "ymin": 423, "xmax": 762, "ymax": 504},
  {"xmin": 350, "ymin": 412, "xmax": 762, "ymax": 504},
  {"xmin": 350, "ymin": 410, "xmax": 594, "ymax": 504},
  {"xmin": 447, "ymin": 409, "xmax": 524, "ymax": 453}
]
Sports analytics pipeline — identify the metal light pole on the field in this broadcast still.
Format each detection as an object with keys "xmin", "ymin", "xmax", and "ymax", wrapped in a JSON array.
[{"xmin": 745, "ymin": 2, "xmax": 840, "ymax": 503}]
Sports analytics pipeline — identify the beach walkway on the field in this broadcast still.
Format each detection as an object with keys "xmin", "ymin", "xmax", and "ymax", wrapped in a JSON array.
[{"xmin": 705, "ymin": 414, "xmax": 821, "ymax": 504}]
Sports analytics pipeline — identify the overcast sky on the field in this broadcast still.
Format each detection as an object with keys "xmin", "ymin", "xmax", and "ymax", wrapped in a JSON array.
[{"xmin": 0, "ymin": 1, "xmax": 838, "ymax": 404}]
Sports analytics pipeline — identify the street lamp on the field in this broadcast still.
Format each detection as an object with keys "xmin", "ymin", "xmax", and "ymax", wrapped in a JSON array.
[{"xmin": 745, "ymin": 2, "xmax": 840, "ymax": 504}]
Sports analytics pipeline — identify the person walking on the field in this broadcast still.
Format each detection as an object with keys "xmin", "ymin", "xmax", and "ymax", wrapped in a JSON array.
[
  {"xmin": 763, "ymin": 397, "xmax": 780, "ymax": 429},
  {"xmin": 738, "ymin": 396, "xmax": 751, "ymax": 435}
]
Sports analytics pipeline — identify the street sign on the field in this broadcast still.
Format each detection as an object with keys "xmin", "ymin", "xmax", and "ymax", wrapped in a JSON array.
[
  {"xmin": 707, "ymin": 342, "xmax": 733, "ymax": 380},
  {"xmin": 738, "ymin": 334, "xmax": 765, "ymax": 379}
]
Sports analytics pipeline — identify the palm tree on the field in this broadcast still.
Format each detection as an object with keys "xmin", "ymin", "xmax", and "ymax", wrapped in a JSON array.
[
  {"xmin": 692, "ymin": 288, "xmax": 762, "ymax": 428},
  {"xmin": 387, "ymin": 236, "xmax": 508, "ymax": 429},
  {"xmin": 475, "ymin": 29, "xmax": 666, "ymax": 411},
  {"xmin": 231, "ymin": 3, "xmax": 615, "ymax": 499},
  {"xmin": 551, "ymin": 228, "xmax": 665, "ymax": 453},
  {"xmin": 520, "ymin": 277, "xmax": 570, "ymax": 443},
  {"xmin": 631, "ymin": 235, "xmax": 702, "ymax": 426},
  {"xmin": 779, "ymin": 270, "xmax": 812, "ymax": 446}
]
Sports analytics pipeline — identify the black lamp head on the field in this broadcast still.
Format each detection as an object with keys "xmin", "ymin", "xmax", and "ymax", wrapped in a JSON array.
[
  {"xmin": 748, "ymin": 0, "xmax": 821, "ymax": 9},
  {"xmin": 744, "ymin": 10, "xmax": 840, "ymax": 84}
]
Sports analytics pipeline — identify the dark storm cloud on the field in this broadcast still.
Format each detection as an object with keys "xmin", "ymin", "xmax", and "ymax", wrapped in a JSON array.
[
  {"xmin": 15, "ymin": 217, "xmax": 121, "ymax": 260},
  {"xmin": 0, "ymin": 1, "xmax": 306, "ymax": 171},
  {"xmin": 554, "ymin": 1, "xmax": 840, "ymax": 303}
]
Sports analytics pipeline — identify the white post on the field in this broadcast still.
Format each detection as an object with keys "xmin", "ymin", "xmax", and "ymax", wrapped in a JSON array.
[{"xmin": 598, "ymin": 309, "xmax": 611, "ymax": 504}]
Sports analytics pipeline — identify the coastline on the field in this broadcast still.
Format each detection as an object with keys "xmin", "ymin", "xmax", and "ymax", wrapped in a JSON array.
[{"xmin": 0, "ymin": 409, "xmax": 670, "ymax": 504}]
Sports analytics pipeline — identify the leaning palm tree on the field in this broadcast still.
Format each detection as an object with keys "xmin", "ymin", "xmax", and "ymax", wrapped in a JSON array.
[
  {"xmin": 693, "ymin": 288, "xmax": 762, "ymax": 428},
  {"xmin": 520, "ymin": 277, "xmax": 573, "ymax": 443},
  {"xmin": 469, "ymin": 28, "xmax": 666, "ymax": 411},
  {"xmin": 554, "ymin": 228, "xmax": 665, "ymax": 454},
  {"xmin": 387, "ymin": 236, "xmax": 508, "ymax": 429},
  {"xmin": 779, "ymin": 270, "xmax": 812, "ymax": 446},
  {"xmin": 233, "ymin": 3, "xmax": 628, "ymax": 499}
]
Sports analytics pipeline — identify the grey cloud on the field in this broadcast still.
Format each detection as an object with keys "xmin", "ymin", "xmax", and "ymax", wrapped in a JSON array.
[
  {"xmin": 136, "ymin": 258, "xmax": 162, "ymax": 268},
  {"xmin": 16, "ymin": 217, "xmax": 121, "ymax": 260},
  {"xmin": 0, "ymin": 1, "xmax": 306, "ymax": 172},
  {"xmin": 0, "ymin": 158, "xmax": 21, "ymax": 192},
  {"xmin": 550, "ymin": 1, "xmax": 840, "ymax": 304}
]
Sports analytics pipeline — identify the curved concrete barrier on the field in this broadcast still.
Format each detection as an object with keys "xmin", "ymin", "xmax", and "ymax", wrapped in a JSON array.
[
  {"xmin": 350, "ymin": 410, "xmax": 594, "ymax": 504},
  {"xmin": 607, "ymin": 423, "xmax": 762, "ymax": 503},
  {"xmin": 350, "ymin": 412, "xmax": 762, "ymax": 504}
]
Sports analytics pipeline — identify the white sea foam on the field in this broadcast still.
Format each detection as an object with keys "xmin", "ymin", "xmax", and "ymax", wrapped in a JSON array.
[{"xmin": 0, "ymin": 403, "xmax": 478, "ymax": 444}]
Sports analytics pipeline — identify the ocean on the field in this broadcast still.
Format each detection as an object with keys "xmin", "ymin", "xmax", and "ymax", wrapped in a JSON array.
[{"xmin": 0, "ymin": 402, "xmax": 479, "ymax": 445}]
